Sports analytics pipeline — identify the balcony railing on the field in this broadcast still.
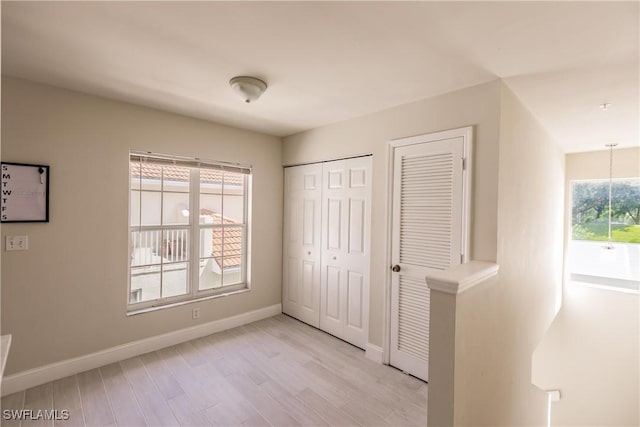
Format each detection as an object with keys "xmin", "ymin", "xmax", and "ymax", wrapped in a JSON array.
[{"xmin": 131, "ymin": 228, "xmax": 189, "ymax": 266}]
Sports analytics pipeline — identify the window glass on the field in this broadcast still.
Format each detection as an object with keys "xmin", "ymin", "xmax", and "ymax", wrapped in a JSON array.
[
  {"xmin": 129, "ymin": 155, "xmax": 250, "ymax": 310},
  {"xmin": 197, "ymin": 171, "xmax": 247, "ymax": 291},
  {"xmin": 130, "ymin": 265, "xmax": 160, "ymax": 304},
  {"xmin": 570, "ymin": 178, "xmax": 640, "ymax": 291},
  {"xmin": 223, "ymin": 171, "xmax": 246, "ymax": 223}
]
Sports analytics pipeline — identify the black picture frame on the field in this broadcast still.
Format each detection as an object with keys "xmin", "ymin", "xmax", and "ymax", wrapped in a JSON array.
[{"xmin": 1, "ymin": 162, "xmax": 50, "ymax": 223}]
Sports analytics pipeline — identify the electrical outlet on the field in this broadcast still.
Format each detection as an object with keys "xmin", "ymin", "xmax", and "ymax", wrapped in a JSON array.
[
  {"xmin": 6, "ymin": 236, "xmax": 28, "ymax": 251},
  {"xmin": 192, "ymin": 308, "xmax": 200, "ymax": 320}
]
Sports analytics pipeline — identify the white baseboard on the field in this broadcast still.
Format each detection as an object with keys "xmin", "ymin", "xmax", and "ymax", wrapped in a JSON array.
[
  {"xmin": 1, "ymin": 303, "xmax": 281, "ymax": 396},
  {"xmin": 365, "ymin": 343, "xmax": 384, "ymax": 364}
]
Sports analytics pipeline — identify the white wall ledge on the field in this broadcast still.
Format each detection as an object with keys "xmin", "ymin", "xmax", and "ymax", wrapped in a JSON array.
[{"xmin": 426, "ymin": 261, "xmax": 499, "ymax": 294}]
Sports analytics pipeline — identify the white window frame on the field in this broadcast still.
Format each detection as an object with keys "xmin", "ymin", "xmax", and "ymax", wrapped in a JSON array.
[
  {"xmin": 568, "ymin": 177, "xmax": 640, "ymax": 293},
  {"xmin": 128, "ymin": 151, "xmax": 252, "ymax": 313}
]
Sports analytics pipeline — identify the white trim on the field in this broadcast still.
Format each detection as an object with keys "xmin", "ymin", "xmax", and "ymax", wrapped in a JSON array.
[
  {"xmin": 365, "ymin": 343, "xmax": 384, "ymax": 364},
  {"xmin": 383, "ymin": 142, "xmax": 394, "ymax": 365},
  {"xmin": 426, "ymin": 261, "xmax": 499, "ymax": 294},
  {"xmin": 1, "ymin": 304, "xmax": 281, "ymax": 396},
  {"xmin": 389, "ymin": 126, "xmax": 473, "ymax": 149},
  {"xmin": 282, "ymin": 153, "xmax": 373, "ymax": 168},
  {"xmin": 129, "ymin": 150, "xmax": 252, "ymax": 174},
  {"xmin": 461, "ymin": 127, "xmax": 473, "ymax": 263},
  {"xmin": 126, "ymin": 287, "xmax": 251, "ymax": 316}
]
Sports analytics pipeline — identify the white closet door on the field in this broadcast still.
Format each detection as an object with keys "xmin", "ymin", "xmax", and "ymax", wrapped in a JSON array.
[
  {"xmin": 390, "ymin": 136, "xmax": 465, "ymax": 381},
  {"xmin": 282, "ymin": 164, "xmax": 322, "ymax": 327},
  {"xmin": 320, "ymin": 157, "xmax": 372, "ymax": 349}
]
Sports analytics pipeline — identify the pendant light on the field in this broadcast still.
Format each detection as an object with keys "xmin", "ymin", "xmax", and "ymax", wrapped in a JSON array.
[{"xmin": 602, "ymin": 143, "xmax": 618, "ymax": 251}]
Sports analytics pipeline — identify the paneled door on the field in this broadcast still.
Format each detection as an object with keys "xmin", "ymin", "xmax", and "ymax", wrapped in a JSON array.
[
  {"xmin": 319, "ymin": 156, "xmax": 372, "ymax": 349},
  {"xmin": 389, "ymin": 129, "xmax": 469, "ymax": 381},
  {"xmin": 282, "ymin": 163, "xmax": 322, "ymax": 327}
]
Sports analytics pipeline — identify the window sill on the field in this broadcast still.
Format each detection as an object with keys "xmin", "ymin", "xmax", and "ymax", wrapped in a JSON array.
[
  {"xmin": 569, "ymin": 279, "xmax": 639, "ymax": 295},
  {"xmin": 126, "ymin": 287, "xmax": 250, "ymax": 316}
]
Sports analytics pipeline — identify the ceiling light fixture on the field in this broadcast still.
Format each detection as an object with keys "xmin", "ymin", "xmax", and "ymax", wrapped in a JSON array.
[
  {"xmin": 599, "ymin": 103, "xmax": 612, "ymax": 111},
  {"xmin": 229, "ymin": 76, "xmax": 267, "ymax": 103}
]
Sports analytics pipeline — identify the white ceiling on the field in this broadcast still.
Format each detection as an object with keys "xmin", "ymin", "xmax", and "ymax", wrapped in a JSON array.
[{"xmin": 2, "ymin": 1, "xmax": 638, "ymax": 152}]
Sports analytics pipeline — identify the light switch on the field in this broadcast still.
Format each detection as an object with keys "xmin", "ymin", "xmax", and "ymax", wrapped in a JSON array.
[{"xmin": 6, "ymin": 236, "xmax": 28, "ymax": 251}]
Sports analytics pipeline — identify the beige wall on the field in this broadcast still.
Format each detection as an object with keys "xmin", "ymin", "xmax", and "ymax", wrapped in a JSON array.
[
  {"xmin": 283, "ymin": 80, "xmax": 502, "ymax": 346},
  {"xmin": 453, "ymin": 83, "xmax": 565, "ymax": 426},
  {"xmin": 283, "ymin": 80, "xmax": 566, "ymax": 425},
  {"xmin": 532, "ymin": 147, "xmax": 640, "ymax": 426},
  {"xmin": 565, "ymin": 147, "xmax": 639, "ymax": 181},
  {"xmin": 1, "ymin": 75, "xmax": 580, "ymax": 425},
  {"xmin": 0, "ymin": 77, "xmax": 283, "ymax": 375}
]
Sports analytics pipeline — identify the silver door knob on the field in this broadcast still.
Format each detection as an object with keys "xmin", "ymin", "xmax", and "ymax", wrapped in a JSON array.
[
  {"xmin": 392, "ymin": 265, "xmax": 401, "ymax": 272},
  {"xmin": 332, "ymin": 256, "xmax": 337, "ymax": 260},
  {"xmin": 308, "ymin": 251, "xmax": 311, "ymax": 255}
]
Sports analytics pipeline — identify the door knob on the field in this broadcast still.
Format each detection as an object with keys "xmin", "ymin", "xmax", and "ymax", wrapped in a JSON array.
[{"xmin": 392, "ymin": 265, "xmax": 401, "ymax": 272}]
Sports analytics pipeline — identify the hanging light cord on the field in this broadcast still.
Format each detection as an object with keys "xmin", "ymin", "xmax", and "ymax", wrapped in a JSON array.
[{"xmin": 605, "ymin": 143, "xmax": 618, "ymax": 249}]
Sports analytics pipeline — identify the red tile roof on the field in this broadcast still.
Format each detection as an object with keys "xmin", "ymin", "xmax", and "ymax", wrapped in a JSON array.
[
  {"xmin": 200, "ymin": 209, "xmax": 242, "ymax": 270},
  {"xmin": 130, "ymin": 162, "xmax": 244, "ymax": 185}
]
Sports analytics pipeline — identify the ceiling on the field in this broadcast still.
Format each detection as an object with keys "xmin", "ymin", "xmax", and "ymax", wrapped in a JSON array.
[{"xmin": 2, "ymin": 1, "xmax": 638, "ymax": 153}]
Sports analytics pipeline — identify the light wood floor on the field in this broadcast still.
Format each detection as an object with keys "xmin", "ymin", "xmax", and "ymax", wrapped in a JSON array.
[{"xmin": 1, "ymin": 314, "xmax": 428, "ymax": 426}]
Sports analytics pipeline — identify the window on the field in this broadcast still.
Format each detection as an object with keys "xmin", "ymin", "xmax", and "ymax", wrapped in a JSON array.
[
  {"xmin": 569, "ymin": 178, "xmax": 640, "ymax": 292},
  {"xmin": 129, "ymin": 151, "xmax": 250, "ymax": 310}
]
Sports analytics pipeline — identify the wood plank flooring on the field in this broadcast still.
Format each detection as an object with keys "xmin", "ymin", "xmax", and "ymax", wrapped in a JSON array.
[{"xmin": 1, "ymin": 315, "xmax": 428, "ymax": 426}]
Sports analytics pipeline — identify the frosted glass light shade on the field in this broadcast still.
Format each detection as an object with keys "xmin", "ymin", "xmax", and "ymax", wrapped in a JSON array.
[{"xmin": 229, "ymin": 76, "xmax": 267, "ymax": 103}]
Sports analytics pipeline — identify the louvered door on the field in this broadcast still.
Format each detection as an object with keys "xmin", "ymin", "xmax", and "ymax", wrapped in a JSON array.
[{"xmin": 390, "ymin": 136, "xmax": 465, "ymax": 381}]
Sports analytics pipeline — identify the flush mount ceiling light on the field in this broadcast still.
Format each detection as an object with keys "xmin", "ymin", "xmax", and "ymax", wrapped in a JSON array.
[
  {"xmin": 229, "ymin": 76, "xmax": 267, "ymax": 103},
  {"xmin": 599, "ymin": 102, "xmax": 612, "ymax": 110}
]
